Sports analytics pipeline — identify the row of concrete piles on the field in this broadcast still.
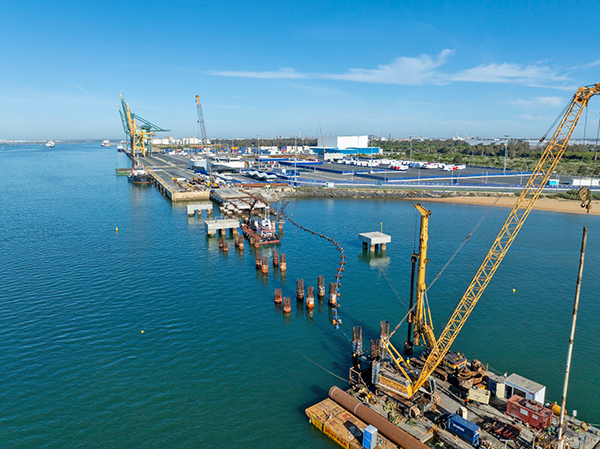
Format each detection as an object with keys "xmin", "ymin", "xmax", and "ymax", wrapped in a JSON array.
[{"xmin": 274, "ymin": 275, "xmax": 338, "ymax": 314}]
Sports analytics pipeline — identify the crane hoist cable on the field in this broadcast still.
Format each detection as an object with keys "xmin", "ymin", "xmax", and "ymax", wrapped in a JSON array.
[
  {"xmin": 388, "ymin": 192, "xmax": 506, "ymax": 340},
  {"xmin": 381, "ymin": 269, "xmax": 409, "ymax": 312}
]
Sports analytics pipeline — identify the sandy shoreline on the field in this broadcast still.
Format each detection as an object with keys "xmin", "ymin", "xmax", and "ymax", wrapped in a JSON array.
[
  {"xmin": 283, "ymin": 188, "xmax": 597, "ymax": 216},
  {"xmin": 420, "ymin": 195, "xmax": 598, "ymax": 215}
]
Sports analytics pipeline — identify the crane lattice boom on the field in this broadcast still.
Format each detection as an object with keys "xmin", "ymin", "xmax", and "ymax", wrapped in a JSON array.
[
  {"xmin": 411, "ymin": 83, "xmax": 600, "ymax": 394},
  {"xmin": 195, "ymin": 95, "xmax": 208, "ymax": 146}
]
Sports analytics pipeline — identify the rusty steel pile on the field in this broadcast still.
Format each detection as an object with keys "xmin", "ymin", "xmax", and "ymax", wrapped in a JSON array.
[{"xmin": 280, "ymin": 201, "xmax": 346, "ymax": 328}]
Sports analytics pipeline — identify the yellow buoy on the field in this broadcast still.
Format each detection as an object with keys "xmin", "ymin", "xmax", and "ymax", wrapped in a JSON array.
[
  {"xmin": 141, "ymin": 330, "xmax": 144, "ymax": 334},
  {"xmin": 116, "ymin": 227, "xmax": 119, "ymax": 233},
  {"xmin": 512, "ymin": 289, "xmax": 516, "ymax": 293}
]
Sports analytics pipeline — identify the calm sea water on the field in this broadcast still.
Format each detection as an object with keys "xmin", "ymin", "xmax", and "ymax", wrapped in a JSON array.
[{"xmin": 1, "ymin": 143, "xmax": 598, "ymax": 448}]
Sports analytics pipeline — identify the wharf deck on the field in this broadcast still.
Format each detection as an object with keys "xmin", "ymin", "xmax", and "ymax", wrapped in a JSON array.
[
  {"xmin": 306, "ymin": 398, "xmax": 398, "ymax": 449},
  {"xmin": 210, "ymin": 187, "xmax": 253, "ymax": 204},
  {"xmin": 149, "ymin": 168, "xmax": 210, "ymax": 201},
  {"xmin": 126, "ymin": 153, "xmax": 210, "ymax": 202}
]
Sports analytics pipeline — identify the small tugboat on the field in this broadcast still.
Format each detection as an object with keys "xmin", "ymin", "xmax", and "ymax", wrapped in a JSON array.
[
  {"xmin": 128, "ymin": 163, "xmax": 151, "ymax": 184},
  {"xmin": 45, "ymin": 140, "xmax": 55, "ymax": 148},
  {"xmin": 242, "ymin": 212, "xmax": 279, "ymax": 244}
]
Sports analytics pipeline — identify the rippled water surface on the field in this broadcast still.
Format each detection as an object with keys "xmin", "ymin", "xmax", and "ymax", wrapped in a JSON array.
[{"xmin": 1, "ymin": 143, "xmax": 598, "ymax": 447}]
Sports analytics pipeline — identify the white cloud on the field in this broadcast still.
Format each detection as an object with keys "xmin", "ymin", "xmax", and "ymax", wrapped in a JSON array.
[
  {"xmin": 323, "ymin": 49, "xmax": 454, "ymax": 85},
  {"xmin": 209, "ymin": 51, "xmax": 588, "ymax": 89},
  {"xmin": 450, "ymin": 63, "xmax": 569, "ymax": 85},
  {"xmin": 209, "ymin": 51, "xmax": 453, "ymax": 85},
  {"xmin": 514, "ymin": 96, "xmax": 564, "ymax": 108},
  {"xmin": 517, "ymin": 114, "xmax": 556, "ymax": 122},
  {"xmin": 569, "ymin": 59, "xmax": 600, "ymax": 71},
  {"xmin": 208, "ymin": 67, "xmax": 306, "ymax": 79}
]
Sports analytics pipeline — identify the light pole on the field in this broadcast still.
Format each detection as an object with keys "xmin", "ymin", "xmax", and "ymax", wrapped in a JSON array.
[
  {"xmin": 294, "ymin": 134, "xmax": 298, "ymax": 186},
  {"xmin": 503, "ymin": 135, "xmax": 509, "ymax": 176}
]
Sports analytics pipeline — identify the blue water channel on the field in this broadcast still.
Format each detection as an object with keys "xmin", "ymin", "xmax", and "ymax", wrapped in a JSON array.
[{"xmin": 0, "ymin": 143, "xmax": 598, "ymax": 447}]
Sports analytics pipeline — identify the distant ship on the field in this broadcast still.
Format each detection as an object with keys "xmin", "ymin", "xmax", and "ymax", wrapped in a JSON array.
[
  {"xmin": 101, "ymin": 140, "xmax": 113, "ymax": 147},
  {"xmin": 189, "ymin": 155, "xmax": 208, "ymax": 171},
  {"xmin": 45, "ymin": 140, "xmax": 55, "ymax": 148},
  {"xmin": 209, "ymin": 155, "xmax": 245, "ymax": 172},
  {"xmin": 128, "ymin": 164, "xmax": 152, "ymax": 184}
]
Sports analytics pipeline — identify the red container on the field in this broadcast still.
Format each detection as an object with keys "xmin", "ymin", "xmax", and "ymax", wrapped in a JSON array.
[{"xmin": 506, "ymin": 395, "xmax": 553, "ymax": 430}]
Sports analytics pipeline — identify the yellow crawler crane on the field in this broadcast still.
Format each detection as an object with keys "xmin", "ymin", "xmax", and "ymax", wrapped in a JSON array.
[
  {"xmin": 377, "ymin": 83, "xmax": 600, "ymax": 400},
  {"xmin": 410, "ymin": 204, "xmax": 436, "ymax": 349}
]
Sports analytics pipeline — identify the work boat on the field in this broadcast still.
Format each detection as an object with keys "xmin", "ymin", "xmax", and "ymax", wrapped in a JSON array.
[
  {"xmin": 45, "ymin": 140, "xmax": 55, "ymax": 148},
  {"xmin": 101, "ymin": 140, "xmax": 112, "ymax": 147},
  {"xmin": 209, "ymin": 155, "xmax": 245, "ymax": 172},
  {"xmin": 128, "ymin": 164, "xmax": 151, "ymax": 184},
  {"xmin": 247, "ymin": 214, "xmax": 279, "ymax": 244}
]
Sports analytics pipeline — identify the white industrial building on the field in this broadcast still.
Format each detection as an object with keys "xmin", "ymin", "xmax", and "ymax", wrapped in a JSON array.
[
  {"xmin": 318, "ymin": 135, "xmax": 369, "ymax": 149},
  {"xmin": 151, "ymin": 136, "xmax": 205, "ymax": 145},
  {"xmin": 314, "ymin": 135, "xmax": 381, "ymax": 160},
  {"xmin": 569, "ymin": 177, "xmax": 599, "ymax": 187}
]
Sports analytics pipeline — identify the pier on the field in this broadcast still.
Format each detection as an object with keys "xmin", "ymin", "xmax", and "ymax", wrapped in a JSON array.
[
  {"xmin": 127, "ymin": 152, "xmax": 211, "ymax": 201},
  {"xmin": 187, "ymin": 203, "xmax": 213, "ymax": 218},
  {"xmin": 359, "ymin": 231, "xmax": 391, "ymax": 252},
  {"xmin": 204, "ymin": 218, "xmax": 240, "ymax": 237}
]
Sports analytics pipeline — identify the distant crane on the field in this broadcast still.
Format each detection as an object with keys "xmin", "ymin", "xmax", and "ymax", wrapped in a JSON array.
[
  {"xmin": 119, "ymin": 93, "xmax": 169, "ymax": 158},
  {"xmin": 195, "ymin": 94, "xmax": 218, "ymax": 184},
  {"xmin": 195, "ymin": 95, "xmax": 208, "ymax": 146},
  {"xmin": 318, "ymin": 120, "xmax": 325, "ymax": 155}
]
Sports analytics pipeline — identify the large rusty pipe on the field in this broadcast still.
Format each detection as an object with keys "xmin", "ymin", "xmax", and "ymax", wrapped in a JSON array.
[{"xmin": 328, "ymin": 386, "xmax": 429, "ymax": 449}]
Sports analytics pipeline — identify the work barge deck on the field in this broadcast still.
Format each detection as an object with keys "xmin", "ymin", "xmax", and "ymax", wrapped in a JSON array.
[{"xmin": 306, "ymin": 344, "xmax": 600, "ymax": 449}]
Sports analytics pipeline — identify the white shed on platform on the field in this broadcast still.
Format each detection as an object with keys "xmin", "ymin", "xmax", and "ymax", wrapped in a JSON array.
[{"xmin": 504, "ymin": 373, "xmax": 546, "ymax": 404}]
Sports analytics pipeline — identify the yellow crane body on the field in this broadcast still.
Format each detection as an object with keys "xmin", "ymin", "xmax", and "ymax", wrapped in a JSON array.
[{"xmin": 412, "ymin": 203, "xmax": 436, "ymax": 348}]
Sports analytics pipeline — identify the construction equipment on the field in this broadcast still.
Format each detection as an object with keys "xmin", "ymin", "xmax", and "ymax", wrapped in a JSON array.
[
  {"xmin": 195, "ymin": 95, "xmax": 208, "ymax": 146},
  {"xmin": 119, "ymin": 93, "xmax": 169, "ymax": 157},
  {"xmin": 373, "ymin": 83, "xmax": 600, "ymax": 401},
  {"xmin": 408, "ymin": 204, "xmax": 436, "ymax": 349},
  {"xmin": 318, "ymin": 121, "xmax": 325, "ymax": 155},
  {"xmin": 194, "ymin": 95, "xmax": 219, "ymax": 183}
]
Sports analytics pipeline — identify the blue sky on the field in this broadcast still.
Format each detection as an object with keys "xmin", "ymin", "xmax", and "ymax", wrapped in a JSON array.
[{"xmin": 1, "ymin": 0, "xmax": 600, "ymax": 141}]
